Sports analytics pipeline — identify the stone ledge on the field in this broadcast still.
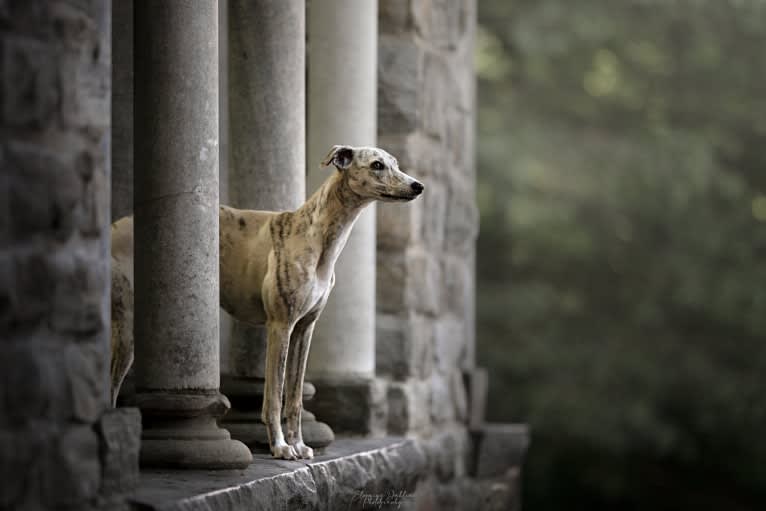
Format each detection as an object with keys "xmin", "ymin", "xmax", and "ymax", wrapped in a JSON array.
[{"xmin": 130, "ymin": 437, "xmax": 427, "ymax": 511}]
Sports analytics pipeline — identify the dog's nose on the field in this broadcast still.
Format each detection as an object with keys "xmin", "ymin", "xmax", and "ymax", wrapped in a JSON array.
[{"xmin": 411, "ymin": 181, "xmax": 424, "ymax": 195}]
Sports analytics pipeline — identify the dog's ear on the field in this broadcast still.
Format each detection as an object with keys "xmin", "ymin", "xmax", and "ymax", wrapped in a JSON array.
[{"xmin": 321, "ymin": 145, "xmax": 354, "ymax": 171}]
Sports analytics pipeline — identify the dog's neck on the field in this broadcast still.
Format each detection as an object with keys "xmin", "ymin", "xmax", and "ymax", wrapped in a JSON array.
[{"xmin": 300, "ymin": 170, "xmax": 371, "ymax": 269}]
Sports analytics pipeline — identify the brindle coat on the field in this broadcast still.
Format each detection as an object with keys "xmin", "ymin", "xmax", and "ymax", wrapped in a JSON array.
[{"xmin": 110, "ymin": 145, "xmax": 424, "ymax": 459}]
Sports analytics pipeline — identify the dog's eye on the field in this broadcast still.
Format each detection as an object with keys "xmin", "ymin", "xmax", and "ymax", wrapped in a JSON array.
[{"xmin": 370, "ymin": 161, "xmax": 385, "ymax": 171}]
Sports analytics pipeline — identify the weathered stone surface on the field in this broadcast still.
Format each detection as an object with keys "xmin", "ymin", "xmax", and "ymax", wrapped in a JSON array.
[
  {"xmin": 1, "ymin": 344, "xmax": 70, "ymax": 426},
  {"xmin": 422, "ymin": 52, "xmax": 450, "ymax": 140},
  {"xmin": 376, "ymin": 199, "xmax": 421, "ymax": 250},
  {"xmin": 472, "ymin": 423, "xmax": 530, "ymax": 479},
  {"xmin": 419, "ymin": 179, "xmax": 448, "ymax": 250},
  {"xmin": 6, "ymin": 142, "xmax": 77, "ymax": 241},
  {"xmin": 1, "ymin": 1, "xmax": 115, "ymax": 509},
  {"xmin": 378, "ymin": 35, "xmax": 422, "ymax": 134},
  {"xmin": 51, "ymin": 251, "xmax": 107, "ymax": 336},
  {"xmin": 445, "ymin": 180, "xmax": 480, "ymax": 254},
  {"xmin": 387, "ymin": 380, "xmax": 431, "ymax": 435},
  {"xmin": 429, "ymin": 372, "xmax": 455, "ymax": 424},
  {"xmin": 422, "ymin": 426, "xmax": 470, "ymax": 482},
  {"xmin": 131, "ymin": 437, "xmax": 429, "ymax": 511},
  {"xmin": 451, "ymin": 369, "xmax": 469, "ymax": 423},
  {"xmin": 464, "ymin": 367, "xmax": 488, "ymax": 431},
  {"xmin": 98, "ymin": 407, "xmax": 141, "ymax": 496},
  {"xmin": 66, "ymin": 342, "xmax": 106, "ymax": 423},
  {"xmin": 379, "ymin": 0, "xmax": 413, "ymax": 33},
  {"xmin": 44, "ymin": 425, "xmax": 101, "ymax": 507},
  {"xmin": 376, "ymin": 313, "xmax": 433, "ymax": 381},
  {"xmin": 377, "ymin": 249, "xmax": 441, "ymax": 316},
  {"xmin": 308, "ymin": 378, "xmax": 387, "ymax": 436},
  {"xmin": 432, "ymin": 314, "xmax": 467, "ymax": 373},
  {"xmin": 412, "ymin": 0, "xmax": 468, "ymax": 51},
  {"xmin": 441, "ymin": 254, "xmax": 473, "ymax": 318},
  {"xmin": 2, "ymin": 36, "xmax": 57, "ymax": 127}
]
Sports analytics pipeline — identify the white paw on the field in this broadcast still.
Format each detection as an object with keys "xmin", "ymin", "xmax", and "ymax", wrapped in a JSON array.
[
  {"xmin": 271, "ymin": 441, "xmax": 298, "ymax": 460},
  {"xmin": 291, "ymin": 441, "xmax": 314, "ymax": 459}
]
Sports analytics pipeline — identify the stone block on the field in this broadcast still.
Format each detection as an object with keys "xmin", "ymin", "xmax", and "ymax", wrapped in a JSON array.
[
  {"xmin": 309, "ymin": 377, "xmax": 386, "ymax": 435},
  {"xmin": 451, "ymin": 369, "xmax": 469, "ymax": 423},
  {"xmin": 60, "ymin": 43, "xmax": 110, "ymax": 129},
  {"xmin": 446, "ymin": 106, "xmax": 474, "ymax": 170},
  {"xmin": 376, "ymin": 312, "xmax": 433, "ymax": 381},
  {"xmin": 10, "ymin": 251, "xmax": 53, "ymax": 326},
  {"xmin": 445, "ymin": 181, "xmax": 479, "ymax": 254},
  {"xmin": 429, "ymin": 372, "xmax": 455, "ymax": 424},
  {"xmin": 2, "ymin": 36, "xmax": 57, "ymax": 127},
  {"xmin": 51, "ymin": 250, "xmax": 107, "ymax": 336},
  {"xmin": 407, "ymin": 249, "xmax": 441, "ymax": 316},
  {"xmin": 379, "ymin": 0, "xmax": 412, "ymax": 33},
  {"xmin": 378, "ymin": 35, "xmax": 422, "ymax": 134},
  {"xmin": 66, "ymin": 342, "xmax": 106, "ymax": 423},
  {"xmin": 6, "ymin": 141, "xmax": 82, "ymax": 241},
  {"xmin": 80, "ymin": 151, "xmax": 109, "ymax": 238},
  {"xmin": 50, "ymin": 1, "xmax": 97, "ymax": 52},
  {"xmin": 44, "ymin": 425, "xmax": 101, "ymax": 507},
  {"xmin": 376, "ymin": 198, "xmax": 421, "ymax": 250},
  {"xmin": 419, "ymin": 179, "xmax": 447, "ymax": 250},
  {"xmin": 464, "ymin": 367, "xmax": 488, "ymax": 431},
  {"xmin": 441, "ymin": 254, "xmax": 473, "ymax": 317},
  {"xmin": 377, "ymin": 248, "xmax": 441, "ymax": 317},
  {"xmin": 432, "ymin": 314, "xmax": 467, "ymax": 373},
  {"xmin": 412, "ymin": 0, "xmax": 468, "ymax": 52},
  {"xmin": 422, "ymin": 52, "xmax": 449, "ymax": 140},
  {"xmin": 98, "ymin": 407, "xmax": 141, "ymax": 497},
  {"xmin": 0, "ymin": 428, "xmax": 46, "ymax": 509},
  {"xmin": 0, "ymin": 345, "xmax": 70, "ymax": 426},
  {"xmin": 387, "ymin": 380, "xmax": 430, "ymax": 435},
  {"xmin": 422, "ymin": 426, "xmax": 470, "ymax": 482},
  {"xmin": 472, "ymin": 423, "xmax": 530, "ymax": 478}
]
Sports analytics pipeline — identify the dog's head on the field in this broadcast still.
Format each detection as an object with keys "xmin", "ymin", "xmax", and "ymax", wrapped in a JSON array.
[{"xmin": 321, "ymin": 145, "xmax": 425, "ymax": 202}]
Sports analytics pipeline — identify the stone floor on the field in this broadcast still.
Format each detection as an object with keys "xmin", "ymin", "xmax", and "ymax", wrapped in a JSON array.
[{"xmin": 130, "ymin": 437, "xmax": 428, "ymax": 511}]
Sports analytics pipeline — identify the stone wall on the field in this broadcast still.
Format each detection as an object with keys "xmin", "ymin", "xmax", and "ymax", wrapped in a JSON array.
[
  {"xmin": 377, "ymin": 0, "xmax": 477, "ymax": 453},
  {"xmin": 376, "ymin": 2, "xmax": 525, "ymax": 509},
  {"xmin": 0, "ymin": 1, "xmax": 139, "ymax": 509}
]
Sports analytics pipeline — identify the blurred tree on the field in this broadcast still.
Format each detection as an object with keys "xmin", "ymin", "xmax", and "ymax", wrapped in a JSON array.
[{"xmin": 476, "ymin": 1, "xmax": 766, "ymax": 510}]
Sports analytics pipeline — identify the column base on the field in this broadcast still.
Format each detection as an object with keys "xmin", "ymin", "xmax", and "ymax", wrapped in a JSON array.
[
  {"xmin": 221, "ymin": 376, "xmax": 334, "ymax": 450},
  {"xmin": 136, "ymin": 391, "xmax": 253, "ymax": 469},
  {"xmin": 308, "ymin": 376, "xmax": 387, "ymax": 436}
]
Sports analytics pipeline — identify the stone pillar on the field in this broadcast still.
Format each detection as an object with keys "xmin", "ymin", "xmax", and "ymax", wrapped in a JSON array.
[
  {"xmin": 220, "ymin": 0, "xmax": 333, "ymax": 450},
  {"xmin": 133, "ymin": 0, "xmax": 251, "ymax": 469},
  {"xmin": 306, "ymin": 0, "xmax": 383, "ymax": 434}
]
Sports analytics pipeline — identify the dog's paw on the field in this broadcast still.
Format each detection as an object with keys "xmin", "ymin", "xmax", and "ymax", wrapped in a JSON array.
[
  {"xmin": 291, "ymin": 441, "xmax": 314, "ymax": 460},
  {"xmin": 271, "ymin": 441, "xmax": 299, "ymax": 460}
]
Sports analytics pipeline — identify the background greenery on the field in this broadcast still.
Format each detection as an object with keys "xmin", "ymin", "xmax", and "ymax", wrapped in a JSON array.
[{"xmin": 475, "ymin": 1, "xmax": 766, "ymax": 509}]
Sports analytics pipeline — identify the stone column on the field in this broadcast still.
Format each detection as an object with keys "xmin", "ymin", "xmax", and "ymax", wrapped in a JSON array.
[
  {"xmin": 220, "ymin": 0, "xmax": 333, "ymax": 450},
  {"xmin": 306, "ymin": 0, "xmax": 383, "ymax": 434},
  {"xmin": 133, "ymin": 0, "xmax": 251, "ymax": 469}
]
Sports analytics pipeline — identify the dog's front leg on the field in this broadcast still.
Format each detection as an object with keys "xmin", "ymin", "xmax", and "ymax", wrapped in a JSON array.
[
  {"xmin": 284, "ymin": 314, "xmax": 318, "ymax": 459},
  {"xmin": 262, "ymin": 320, "xmax": 297, "ymax": 460}
]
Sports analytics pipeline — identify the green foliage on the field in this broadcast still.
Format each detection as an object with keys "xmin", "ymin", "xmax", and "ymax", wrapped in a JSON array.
[{"xmin": 476, "ymin": 1, "xmax": 766, "ymax": 509}]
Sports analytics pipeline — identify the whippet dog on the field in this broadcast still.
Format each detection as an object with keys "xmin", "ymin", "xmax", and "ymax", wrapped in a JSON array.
[{"xmin": 110, "ymin": 145, "xmax": 424, "ymax": 460}]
